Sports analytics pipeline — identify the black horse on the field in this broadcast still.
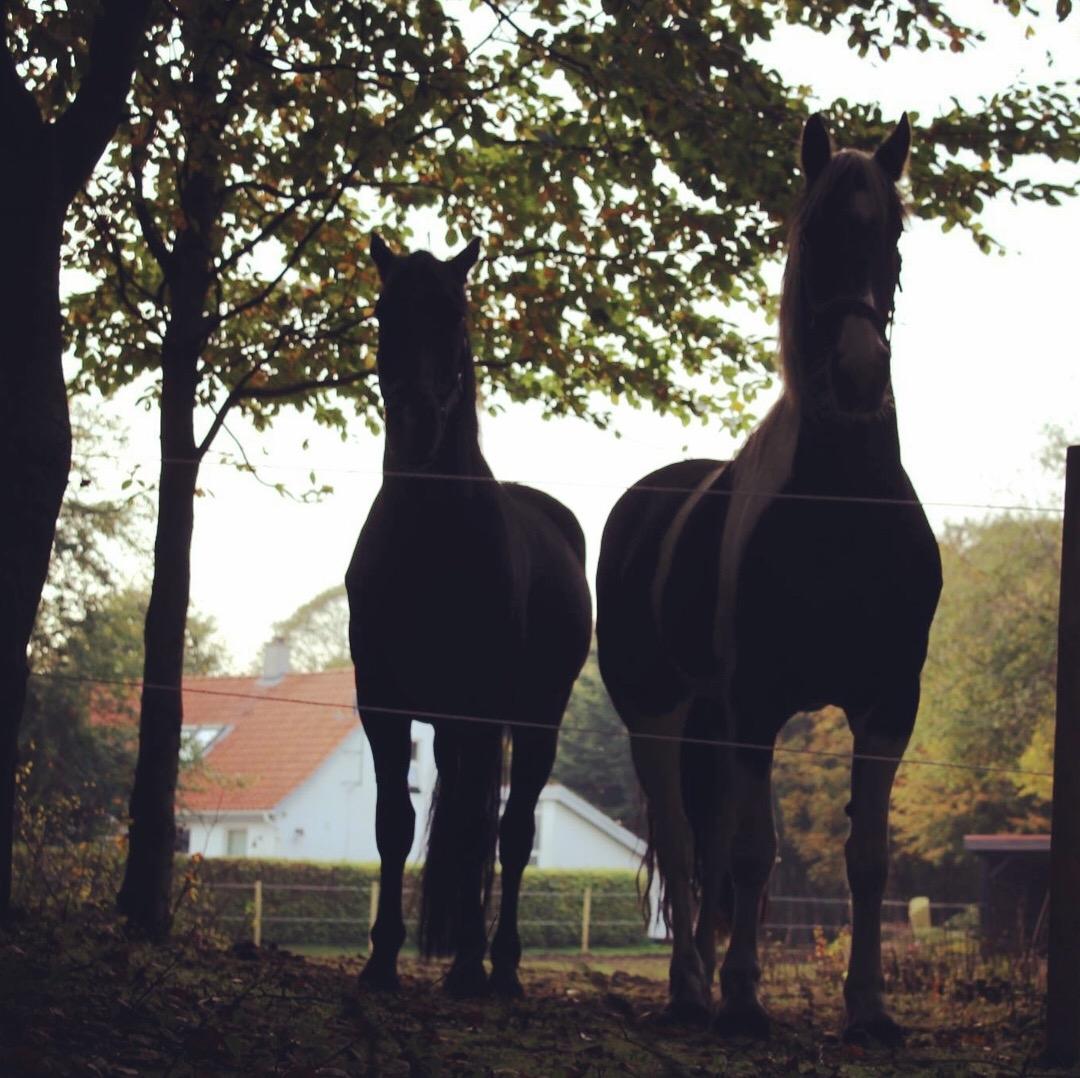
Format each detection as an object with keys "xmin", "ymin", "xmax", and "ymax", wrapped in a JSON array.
[
  {"xmin": 596, "ymin": 115, "xmax": 941, "ymax": 1043},
  {"xmin": 346, "ymin": 236, "xmax": 592, "ymax": 998}
]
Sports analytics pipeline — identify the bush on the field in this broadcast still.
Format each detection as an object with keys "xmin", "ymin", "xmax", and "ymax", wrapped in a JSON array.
[{"xmin": 188, "ymin": 858, "xmax": 651, "ymax": 950}]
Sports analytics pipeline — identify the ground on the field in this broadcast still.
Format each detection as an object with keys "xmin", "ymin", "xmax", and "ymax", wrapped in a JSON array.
[{"xmin": 0, "ymin": 915, "xmax": 1068, "ymax": 1077}]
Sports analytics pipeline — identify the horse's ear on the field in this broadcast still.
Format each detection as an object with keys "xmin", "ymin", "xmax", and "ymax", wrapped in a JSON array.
[
  {"xmin": 449, "ymin": 236, "xmax": 481, "ymax": 278},
  {"xmin": 801, "ymin": 113, "xmax": 832, "ymax": 188},
  {"xmin": 874, "ymin": 113, "xmax": 911, "ymax": 182},
  {"xmin": 370, "ymin": 233, "xmax": 397, "ymax": 281}
]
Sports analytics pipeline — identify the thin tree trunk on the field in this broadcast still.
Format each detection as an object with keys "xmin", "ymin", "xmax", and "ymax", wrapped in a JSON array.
[
  {"xmin": 114, "ymin": 358, "xmax": 199, "ymax": 937},
  {"xmin": 117, "ymin": 163, "xmax": 215, "ymax": 938}
]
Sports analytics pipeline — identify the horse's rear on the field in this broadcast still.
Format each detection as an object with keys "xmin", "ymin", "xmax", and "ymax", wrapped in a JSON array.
[{"xmin": 596, "ymin": 458, "xmax": 733, "ymax": 1020}]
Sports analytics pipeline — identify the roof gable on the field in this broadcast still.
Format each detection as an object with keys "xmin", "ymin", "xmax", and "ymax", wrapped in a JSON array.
[
  {"xmin": 170, "ymin": 668, "xmax": 358, "ymax": 813},
  {"xmin": 539, "ymin": 783, "xmax": 646, "ymax": 857}
]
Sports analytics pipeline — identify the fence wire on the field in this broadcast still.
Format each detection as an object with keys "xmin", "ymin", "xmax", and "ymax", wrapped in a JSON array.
[{"xmin": 32, "ymin": 669, "xmax": 1054, "ymax": 781}]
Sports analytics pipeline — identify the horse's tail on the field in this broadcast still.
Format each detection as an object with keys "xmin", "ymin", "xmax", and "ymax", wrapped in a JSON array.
[
  {"xmin": 639, "ymin": 799, "xmax": 671, "ymax": 932},
  {"xmin": 419, "ymin": 725, "xmax": 503, "ymax": 957}
]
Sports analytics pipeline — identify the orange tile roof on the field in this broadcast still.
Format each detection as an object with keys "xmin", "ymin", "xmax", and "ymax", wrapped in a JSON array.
[{"xmin": 174, "ymin": 668, "xmax": 358, "ymax": 814}]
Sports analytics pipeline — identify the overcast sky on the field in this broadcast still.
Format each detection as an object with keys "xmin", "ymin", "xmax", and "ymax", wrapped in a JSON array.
[{"xmin": 72, "ymin": 2, "xmax": 1080, "ymax": 673}]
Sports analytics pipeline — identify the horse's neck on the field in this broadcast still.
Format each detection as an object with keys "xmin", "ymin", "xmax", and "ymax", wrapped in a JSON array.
[
  {"xmin": 382, "ymin": 402, "xmax": 495, "ymax": 502},
  {"xmin": 792, "ymin": 405, "xmax": 903, "ymax": 492}
]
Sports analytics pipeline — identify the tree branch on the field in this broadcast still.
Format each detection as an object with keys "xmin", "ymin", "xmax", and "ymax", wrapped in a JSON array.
[
  {"xmin": 55, "ymin": 0, "xmax": 153, "ymax": 205},
  {"xmin": 196, "ymin": 366, "xmax": 261, "ymax": 459},
  {"xmin": 236, "ymin": 369, "xmax": 373, "ymax": 402},
  {"xmin": 131, "ymin": 132, "xmax": 173, "ymax": 272},
  {"xmin": 0, "ymin": 1, "xmax": 43, "ymax": 136}
]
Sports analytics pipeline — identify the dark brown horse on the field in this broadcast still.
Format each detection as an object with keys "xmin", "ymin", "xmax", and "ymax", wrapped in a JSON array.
[
  {"xmin": 596, "ymin": 114, "xmax": 941, "ymax": 1044},
  {"xmin": 346, "ymin": 236, "xmax": 591, "ymax": 998}
]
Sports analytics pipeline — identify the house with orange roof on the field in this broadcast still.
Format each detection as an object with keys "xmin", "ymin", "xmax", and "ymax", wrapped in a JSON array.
[{"xmin": 173, "ymin": 641, "xmax": 648, "ymax": 875}]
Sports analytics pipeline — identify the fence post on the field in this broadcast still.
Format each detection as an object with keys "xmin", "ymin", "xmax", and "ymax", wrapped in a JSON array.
[
  {"xmin": 368, "ymin": 879, "xmax": 380, "ymax": 938},
  {"xmin": 581, "ymin": 885, "xmax": 592, "ymax": 954},
  {"xmin": 1046, "ymin": 445, "xmax": 1080, "ymax": 1066},
  {"xmin": 252, "ymin": 879, "xmax": 263, "ymax": 947}
]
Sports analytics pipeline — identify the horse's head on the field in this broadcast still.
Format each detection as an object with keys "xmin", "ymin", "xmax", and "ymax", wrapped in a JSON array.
[
  {"xmin": 370, "ymin": 234, "xmax": 481, "ymax": 469},
  {"xmin": 783, "ymin": 114, "xmax": 909, "ymax": 420}
]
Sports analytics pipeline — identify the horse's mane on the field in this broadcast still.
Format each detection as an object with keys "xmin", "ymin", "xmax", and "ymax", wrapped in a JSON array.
[{"xmin": 777, "ymin": 149, "xmax": 907, "ymax": 406}]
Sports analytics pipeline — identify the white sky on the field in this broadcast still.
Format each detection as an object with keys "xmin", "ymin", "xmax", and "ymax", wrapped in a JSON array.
[{"xmin": 73, "ymin": 3, "xmax": 1080, "ymax": 672}]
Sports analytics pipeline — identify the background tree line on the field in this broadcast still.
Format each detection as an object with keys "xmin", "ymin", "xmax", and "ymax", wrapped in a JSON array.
[{"xmin": 2, "ymin": 0, "xmax": 1077, "ymax": 936}]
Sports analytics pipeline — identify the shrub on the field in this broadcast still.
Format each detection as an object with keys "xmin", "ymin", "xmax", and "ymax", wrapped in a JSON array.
[{"xmin": 188, "ymin": 858, "xmax": 651, "ymax": 950}]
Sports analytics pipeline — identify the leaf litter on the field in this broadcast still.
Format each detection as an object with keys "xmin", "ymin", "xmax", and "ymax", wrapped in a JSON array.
[{"xmin": 0, "ymin": 912, "xmax": 1069, "ymax": 1076}]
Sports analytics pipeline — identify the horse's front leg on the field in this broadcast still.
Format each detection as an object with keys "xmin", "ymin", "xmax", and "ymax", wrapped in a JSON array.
[
  {"xmin": 357, "ymin": 712, "xmax": 415, "ymax": 992},
  {"xmin": 715, "ymin": 743, "xmax": 776, "ymax": 1039},
  {"xmin": 489, "ymin": 722, "xmax": 559, "ymax": 998},
  {"xmin": 442, "ymin": 727, "xmax": 503, "ymax": 999},
  {"xmin": 632, "ymin": 704, "xmax": 712, "ymax": 1023},
  {"xmin": 843, "ymin": 707, "xmax": 912, "ymax": 1046}
]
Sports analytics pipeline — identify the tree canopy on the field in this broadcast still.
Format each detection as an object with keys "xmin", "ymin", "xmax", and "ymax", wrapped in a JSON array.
[{"xmin": 53, "ymin": 0, "xmax": 1080, "ymax": 434}]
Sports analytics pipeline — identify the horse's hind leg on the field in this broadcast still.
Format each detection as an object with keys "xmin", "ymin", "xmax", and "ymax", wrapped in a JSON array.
[
  {"xmin": 489, "ymin": 722, "xmax": 559, "ymax": 998},
  {"xmin": 358, "ymin": 713, "xmax": 415, "ymax": 992},
  {"xmin": 715, "ymin": 745, "xmax": 776, "ymax": 1039},
  {"xmin": 632, "ymin": 703, "xmax": 712, "ymax": 1023},
  {"xmin": 842, "ymin": 698, "xmax": 913, "ymax": 1046}
]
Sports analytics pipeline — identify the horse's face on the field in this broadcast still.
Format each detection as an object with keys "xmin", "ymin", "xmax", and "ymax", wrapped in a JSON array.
[
  {"xmin": 797, "ymin": 115, "xmax": 909, "ymax": 418},
  {"xmin": 370, "ymin": 235, "xmax": 481, "ymax": 469}
]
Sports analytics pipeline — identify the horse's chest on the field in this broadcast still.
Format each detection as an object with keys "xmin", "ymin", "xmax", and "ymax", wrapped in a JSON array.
[
  {"xmin": 732, "ymin": 493, "xmax": 939, "ymax": 708},
  {"xmin": 349, "ymin": 507, "xmax": 523, "ymax": 656},
  {"xmin": 740, "ymin": 498, "xmax": 919, "ymax": 624}
]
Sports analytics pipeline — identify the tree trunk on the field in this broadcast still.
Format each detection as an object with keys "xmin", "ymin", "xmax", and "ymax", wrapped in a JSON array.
[
  {"xmin": 116, "ymin": 155, "xmax": 216, "ymax": 936},
  {"xmin": 0, "ymin": 0, "xmax": 152, "ymax": 920},
  {"xmin": 115, "ymin": 333, "xmax": 202, "ymax": 938},
  {"xmin": 0, "ymin": 233, "xmax": 71, "ymax": 920},
  {"xmin": 0, "ymin": 127, "xmax": 71, "ymax": 917}
]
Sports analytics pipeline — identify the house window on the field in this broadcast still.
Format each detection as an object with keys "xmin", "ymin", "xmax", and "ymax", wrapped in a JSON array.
[
  {"xmin": 226, "ymin": 828, "xmax": 248, "ymax": 857},
  {"xmin": 174, "ymin": 826, "xmax": 191, "ymax": 854},
  {"xmin": 180, "ymin": 724, "xmax": 226, "ymax": 765},
  {"xmin": 529, "ymin": 813, "xmax": 542, "ymax": 867}
]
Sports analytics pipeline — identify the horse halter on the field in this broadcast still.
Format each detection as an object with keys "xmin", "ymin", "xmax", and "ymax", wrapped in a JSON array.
[
  {"xmin": 799, "ymin": 237, "xmax": 902, "ymax": 349},
  {"xmin": 808, "ymin": 293, "xmax": 892, "ymax": 343}
]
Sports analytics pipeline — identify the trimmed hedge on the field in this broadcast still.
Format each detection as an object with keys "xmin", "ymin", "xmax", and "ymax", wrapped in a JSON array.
[{"xmin": 188, "ymin": 857, "xmax": 651, "ymax": 949}]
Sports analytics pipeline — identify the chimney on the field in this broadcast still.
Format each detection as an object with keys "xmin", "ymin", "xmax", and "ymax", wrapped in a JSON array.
[{"xmin": 259, "ymin": 635, "xmax": 290, "ymax": 686}]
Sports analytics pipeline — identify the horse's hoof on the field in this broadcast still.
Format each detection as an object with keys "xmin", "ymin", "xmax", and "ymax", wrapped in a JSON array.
[
  {"xmin": 489, "ymin": 967, "xmax": 525, "ymax": 999},
  {"xmin": 444, "ymin": 962, "xmax": 490, "ymax": 999},
  {"xmin": 713, "ymin": 998, "xmax": 771, "ymax": 1040},
  {"xmin": 358, "ymin": 959, "xmax": 400, "ymax": 993},
  {"xmin": 843, "ymin": 1013, "xmax": 905, "ymax": 1048},
  {"xmin": 649, "ymin": 998, "xmax": 712, "ymax": 1027}
]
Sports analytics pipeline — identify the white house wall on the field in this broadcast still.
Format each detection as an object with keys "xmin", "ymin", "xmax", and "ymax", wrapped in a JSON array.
[
  {"xmin": 185, "ymin": 813, "xmax": 278, "ymax": 859},
  {"xmin": 274, "ymin": 723, "xmax": 440, "ymax": 863},
  {"xmin": 535, "ymin": 797, "xmax": 643, "ymax": 872},
  {"xmin": 180, "ymin": 721, "xmax": 652, "ymax": 880}
]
